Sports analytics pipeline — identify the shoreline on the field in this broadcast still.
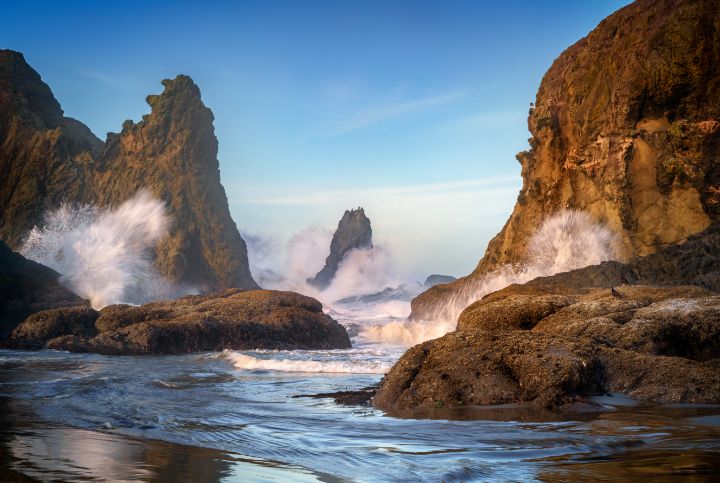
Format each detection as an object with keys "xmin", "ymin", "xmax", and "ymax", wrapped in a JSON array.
[{"xmin": 0, "ymin": 397, "xmax": 339, "ymax": 483}]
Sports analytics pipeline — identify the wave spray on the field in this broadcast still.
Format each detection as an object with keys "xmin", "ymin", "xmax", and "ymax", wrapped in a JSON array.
[
  {"xmin": 20, "ymin": 190, "xmax": 186, "ymax": 309},
  {"xmin": 361, "ymin": 210, "xmax": 618, "ymax": 346}
]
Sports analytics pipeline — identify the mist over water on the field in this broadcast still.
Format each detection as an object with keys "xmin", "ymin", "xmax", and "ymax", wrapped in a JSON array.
[
  {"xmin": 245, "ymin": 227, "xmax": 332, "ymax": 291},
  {"xmin": 20, "ymin": 190, "xmax": 192, "ymax": 309},
  {"xmin": 245, "ymin": 228, "xmax": 412, "ymax": 303},
  {"xmin": 20, "ymin": 199, "xmax": 617, "ymax": 350},
  {"xmin": 245, "ymin": 210, "xmax": 617, "ymax": 349}
]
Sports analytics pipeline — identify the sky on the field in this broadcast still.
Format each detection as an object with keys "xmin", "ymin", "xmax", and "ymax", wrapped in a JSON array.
[{"xmin": 3, "ymin": 0, "xmax": 629, "ymax": 279}]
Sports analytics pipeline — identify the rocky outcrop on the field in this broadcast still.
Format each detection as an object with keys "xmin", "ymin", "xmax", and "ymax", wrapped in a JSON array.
[
  {"xmin": 374, "ymin": 226, "xmax": 720, "ymax": 412},
  {"xmin": 412, "ymin": 0, "xmax": 720, "ymax": 320},
  {"xmin": 95, "ymin": 76, "xmax": 256, "ymax": 289},
  {"xmin": 376, "ymin": 285, "xmax": 720, "ymax": 412},
  {"xmin": 424, "ymin": 275, "xmax": 457, "ymax": 288},
  {"xmin": 0, "ymin": 240, "xmax": 86, "ymax": 339},
  {"xmin": 8, "ymin": 289, "xmax": 351, "ymax": 354},
  {"xmin": 307, "ymin": 208, "xmax": 372, "ymax": 289},
  {"xmin": 0, "ymin": 50, "xmax": 257, "ymax": 291},
  {"xmin": 0, "ymin": 50, "xmax": 101, "ymax": 248},
  {"xmin": 513, "ymin": 221, "xmax": 720, "ymax": 293}
]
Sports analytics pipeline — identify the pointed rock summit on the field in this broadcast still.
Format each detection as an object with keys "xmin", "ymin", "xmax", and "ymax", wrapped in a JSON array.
[
  {"xmin": 97, "ymin": 74, "xmax": 257, "ymax": 290},
  {"xmin": 308, "ymin": 208, "xmax": 372, "ymax": 290},
  {"xmin": 0, "ymin": 50, "xmax": 257, "ymax": 291}
]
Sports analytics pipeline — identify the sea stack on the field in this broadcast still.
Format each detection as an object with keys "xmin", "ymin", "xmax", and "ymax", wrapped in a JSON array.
[
  {"xmin": 308, "ymin": 208, "xmax": 373, "ymax": 290},
  {"xmin": 0, "ymin": 50, "xmax": 258, "ymax": 291}
]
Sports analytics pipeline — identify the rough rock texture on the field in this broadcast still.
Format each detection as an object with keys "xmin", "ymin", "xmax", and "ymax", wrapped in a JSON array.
[
  {"xmin": 424, "ymin": 275, "xmax": 457, "ymax": 288},
  {"xmin": 375, "ymin": 284, "xmax": 720, "ymax": 412},
  {"xmin": 8, "ymin": 289, "xmax": 351, "ymax": 355},
  {"xmin": 376, "ymin": 225, "xmax": 720, "ymax": 412},
  {"xmin": 0, "ymin": 240, "xmax": 86, "ymax": 338},
  {"xmin": 307, "ymin": 208, "xmax": 372, "ymax": 289},
  {"xmin": 9, "ymin": 306, "xmax": 99, "ymax": 350},
  {"xmin": 0, "ymin": 50, "xmax": 100, "ymax": 247},
  {"xmin": 0, "ymin": 50, "xmax": 257, "ymax": 291},
  {"xmin": 96, "ymin": 76, "xmax": 257, "ymax": 289},
  {"xmin": 412, "ymin": 0, "xmax": 720, "ymax": 320}
]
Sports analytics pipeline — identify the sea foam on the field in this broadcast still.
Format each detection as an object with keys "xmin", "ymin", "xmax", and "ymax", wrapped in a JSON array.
[{"xmin": 221, "ymin": 350, "xmax": 392, "ymax": 374}]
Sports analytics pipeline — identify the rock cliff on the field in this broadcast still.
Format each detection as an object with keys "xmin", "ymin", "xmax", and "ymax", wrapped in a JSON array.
[
  {"xmin": 412, "ymin": 0, "xmax": 720, "ymax": 320},
  {"xmin": 0, "ymin": 50, "xmax": 257, "ymax": 291},
  {"xmin": 308, "ymin": 208, "xmax": 372, "ymax": 289},
  {"xmin": 374, "ymin": 223, "xmax": 720, "ymax": 412}
]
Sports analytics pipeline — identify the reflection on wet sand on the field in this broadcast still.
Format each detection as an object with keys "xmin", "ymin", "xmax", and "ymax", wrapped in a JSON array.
[
  {"xmin": 0, "ymin": 398, "xmax": 336, "ymax": 483},
  {"xmin": 538, "ymin": 449, "xmax": 720, "ymax": 482}
]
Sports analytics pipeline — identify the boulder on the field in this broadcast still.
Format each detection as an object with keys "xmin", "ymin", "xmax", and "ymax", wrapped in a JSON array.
[
  {"xmin": 376, "ymin": 223, "xmax": 720, "ymax": 413},
  {"xmin": 375, "ymin": 284, "xmax": 720, "ymax": 412},
  {"xmin": 0, "ymin": 240, "xmax": 87, "ymax": 338},
  {"xmin": 10, "ymin": 289, "xmax": 351, "ymax": 355},
  {"xmin": 10, "ymin": 306, "xmax": 99, "ymax": 350}
]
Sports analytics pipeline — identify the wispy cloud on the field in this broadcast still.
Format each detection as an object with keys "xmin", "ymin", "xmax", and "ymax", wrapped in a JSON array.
[
  {"xmin": 320, "ymin": 90, "xmax": 468, "ymax": 137},
  {"xmin": 234, "ymin": 175, "xmax": 519, "ymax": 206},
  {"xmin": 77, "ymin": 70, "xmax": 126, "ymax": 89}
]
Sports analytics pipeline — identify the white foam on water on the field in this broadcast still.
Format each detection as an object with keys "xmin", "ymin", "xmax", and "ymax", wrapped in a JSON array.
[
  {"xmin": 358, "ymin": 318, "xmax": 457, "ymax": 347},
  {"xmin": 222, "ymin": 351, "xmax": 392, "ymax": 374}
]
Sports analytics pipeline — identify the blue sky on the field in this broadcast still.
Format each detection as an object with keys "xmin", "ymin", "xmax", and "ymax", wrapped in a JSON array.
[{"xmin": 3, "ymin": 0, "xmax": 629, "ymax": 278}]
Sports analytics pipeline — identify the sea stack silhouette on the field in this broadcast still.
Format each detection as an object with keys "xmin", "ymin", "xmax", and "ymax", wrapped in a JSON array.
[
  {"xmin": 424, "ymin": 275, "xmax": 457, "ymax": 288},
  {"xmin": 308, "ymin": 208, "xmax": 373, "ymax": 290},
  {"xmin": 0, "ymin": 50, "xmax": 257, "ymax": 291}
]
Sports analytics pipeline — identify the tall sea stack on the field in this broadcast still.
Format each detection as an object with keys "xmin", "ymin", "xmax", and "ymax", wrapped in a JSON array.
[
  {"xmin": 411, "ymin": 0, "xmax": 720, "ymax": 320},
  {"xmin": 0, "ymin": 50, "xmax": 257, "ymax": 291},
  {"xmin": 308, "ymin": 208, "xmax": 372, "ymax": 290}
]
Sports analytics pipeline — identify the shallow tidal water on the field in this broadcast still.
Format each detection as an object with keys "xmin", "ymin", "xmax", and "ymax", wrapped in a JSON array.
[{"xmin": 1, "ymin": 294, "xmax": 719, "ymax": 482}]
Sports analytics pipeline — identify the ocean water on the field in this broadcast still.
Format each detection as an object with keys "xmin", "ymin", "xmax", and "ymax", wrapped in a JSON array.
[
  {"xmin": 9, "ymin": 200, "xmax": 720, "ymax": 480},
  {"xmin": 1, "ymin": 290, "xmax": 720, "ymax": 482}
]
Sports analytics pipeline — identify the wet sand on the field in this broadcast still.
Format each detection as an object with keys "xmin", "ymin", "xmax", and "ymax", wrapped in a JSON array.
[
  {"xmin": 0, "ymin": 398, "xmax": 338, "ymax": 483},
  {"xmin": 3, "ymin": 396, "xmax": 720, "ymax": 482}
]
